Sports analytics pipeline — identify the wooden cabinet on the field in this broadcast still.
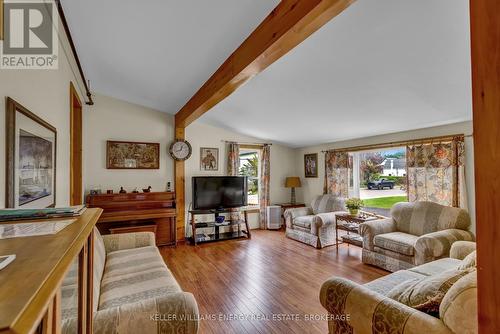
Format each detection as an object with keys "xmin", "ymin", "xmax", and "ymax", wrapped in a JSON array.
[
  {"xmin": 86, "ymin": 192, "xmax": 177, "ymax": 246},
  {"xmin": 110, "ymin": 224, "xmax": 157, "ymax": 235},
  {"xmin": 0, "ymin": 208, "xmax": 102, "ymax": 334},
  {"xmin": 276, "ymin": 203, "xmax": 306, "ymax": 211}
]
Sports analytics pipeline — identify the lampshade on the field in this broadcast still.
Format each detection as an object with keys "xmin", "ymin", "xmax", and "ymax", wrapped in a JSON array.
[{"xmin": 285, "ymin": 177, "xmax": 301, "ymax": 188}]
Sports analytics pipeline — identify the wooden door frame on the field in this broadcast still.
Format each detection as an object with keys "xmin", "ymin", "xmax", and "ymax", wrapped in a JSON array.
[
  {"xmin": 70, "ymin": 82, "xmax": 83, "ymax": 205},
  {"xmin": 470, "ymin": 0, "xmax": 500, "ymax": 331}
]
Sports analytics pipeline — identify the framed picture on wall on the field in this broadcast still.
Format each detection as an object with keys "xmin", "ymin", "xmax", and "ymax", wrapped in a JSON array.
[
  {"xmin": 200, "ymin": 147, "xmax": 219, "ymax": 171},
  {"xmin": 5, "ymin": 97, "xmax": 57, "ymax": 208},
  {"xmin": 304, "ymin": 153, "xmax": 318, "ymax": 178},
  {"xmin": 106, "ymin": 140, "xmax": 160, "ymax": 169}
]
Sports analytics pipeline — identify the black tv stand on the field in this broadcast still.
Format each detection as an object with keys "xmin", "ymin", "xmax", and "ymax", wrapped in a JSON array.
[
  {"xmin": 211, "ymin": 209, "xmax": 224, "ymax": 217},
  {"xmin": 189, "ymin": 208, "xmax": 251, "ymax": 245}
]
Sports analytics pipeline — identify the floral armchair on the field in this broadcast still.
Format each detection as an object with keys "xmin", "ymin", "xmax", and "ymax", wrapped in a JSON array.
[
  {"xmin": 320, "ymin": 241, "xmax": 477, "ymax": 334},
  {"xmin": 284, "ymin": 194, "xmax": 347, "ymax": 249},
  {"xmin": 359, "ymin": 201, "xmax": 475, "ymax": 272}
]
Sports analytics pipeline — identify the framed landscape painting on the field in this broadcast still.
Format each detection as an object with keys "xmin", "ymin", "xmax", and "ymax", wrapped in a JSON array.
[
  {"xmin": 304, "ymin": 153, "xmax": 318, "ymax": 178},
  {"xmin": 6, "ymin": 98, "xmax": 57, "ymax": 208},
  {"xmin": 106, "ymin": 140, "xmax": 160, "ymax": 169}
]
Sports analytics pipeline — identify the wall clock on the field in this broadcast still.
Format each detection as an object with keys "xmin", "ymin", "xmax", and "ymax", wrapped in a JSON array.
[{"xmin": 169, "ymin": 139, "xmax": 192, "ymax": 161}]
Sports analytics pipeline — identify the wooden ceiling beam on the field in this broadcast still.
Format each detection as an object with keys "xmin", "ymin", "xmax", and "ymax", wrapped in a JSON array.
[
  {"xmin": 174, "ymin": 0, "xmax": 356, "ymax": 127},
  {"xmin": 173, "ymin": 0, "xmax": 355, "ymax": 242}
]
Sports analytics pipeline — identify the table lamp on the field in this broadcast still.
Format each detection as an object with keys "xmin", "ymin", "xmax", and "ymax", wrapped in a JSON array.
[{"xmin": 285, "ymin": 177, "xmax": 301, "ymax": 205}]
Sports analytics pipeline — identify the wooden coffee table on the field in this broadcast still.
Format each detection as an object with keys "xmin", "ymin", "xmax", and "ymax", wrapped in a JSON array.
[{"xmin": 335, "ymin": 211, "xmax": 385, "ymax": 250}]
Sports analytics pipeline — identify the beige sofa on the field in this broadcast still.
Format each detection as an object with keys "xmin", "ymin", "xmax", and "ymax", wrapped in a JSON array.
[
  {"xmin": 360, "ymin": 201, "xmax": 475, "ymax": 272},
  {"xmin": 284, "ymin": 194, "xmax": 347, "ymax": 249},
  {"xmin": 61, "ymin": 229, "xmax": 199, "ymax": 334},
  {"xmin": 320, "ymin": 241, "xmax": 477, "ymax": 334}
]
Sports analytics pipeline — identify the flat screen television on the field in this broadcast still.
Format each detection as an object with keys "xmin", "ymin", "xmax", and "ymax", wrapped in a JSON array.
[{"xmin": 192, "ymin": 176, "xmax": 248, "ymax": 210}]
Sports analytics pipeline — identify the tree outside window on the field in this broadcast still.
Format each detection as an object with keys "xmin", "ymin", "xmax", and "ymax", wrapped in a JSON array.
[
  {"xmin": 239, "ymin": 151, "xmax": 259, "ymax": 206},
  {"xmin": 360, "ymin": 153, "xmax": 385, "ymax": 187},
  {"xmin": 348, "ymin": 148, "xmax": 408, "ymax": 216}
]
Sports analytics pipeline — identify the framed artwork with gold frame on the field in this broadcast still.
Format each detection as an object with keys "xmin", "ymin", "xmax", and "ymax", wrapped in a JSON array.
[{"xmin": 106, "ymin": 140, "xmax": 160, "ymax": 169}]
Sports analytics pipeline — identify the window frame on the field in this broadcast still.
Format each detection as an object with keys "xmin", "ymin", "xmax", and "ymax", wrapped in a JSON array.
[
  {"xmin": 348, "ymin": 147, "xmax": 408, "ymax": 201},
  {"xmin": 238, "ymin": 146, "xmax": 262, "ymax": 208}
]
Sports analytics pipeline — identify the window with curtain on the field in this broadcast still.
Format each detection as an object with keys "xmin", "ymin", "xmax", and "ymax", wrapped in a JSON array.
[
  {"xmin": 326, "ymin": 148, "xmax": 408, "ymax": 216},
  {"xmin": 325, "ymin": 135, "xmax": 466, "ymax": 212},
  {"xmin": 226, "ymin": 143, "xmax": 270, "ymax": 230}
]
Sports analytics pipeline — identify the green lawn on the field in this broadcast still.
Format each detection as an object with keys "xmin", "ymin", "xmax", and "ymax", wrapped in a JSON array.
[{"xmin": 363, "ymin": 196, "xmax": 407, "ymax": 209}]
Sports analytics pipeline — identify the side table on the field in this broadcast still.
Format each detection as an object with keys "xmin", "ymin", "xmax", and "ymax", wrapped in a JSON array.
[
  {"xmin": 274, "ymin": 203, "xmax": 306, "ymax": 229},
  {"xmin": 335, "ymin": 211, "xmax": 384, "ymax": 250}
]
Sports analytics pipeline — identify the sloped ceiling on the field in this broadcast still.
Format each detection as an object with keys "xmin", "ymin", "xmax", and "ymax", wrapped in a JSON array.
[
  {"xmin": 63, "ymin": 0, "xmax": 471, "ymax": 148},
  {"xmin": 200, "ymin": 0, "xmax": 472, "ymax": 147},
  {"xmin": 61, "ymin": 0, "xmax": 279, "ymax": 113}
]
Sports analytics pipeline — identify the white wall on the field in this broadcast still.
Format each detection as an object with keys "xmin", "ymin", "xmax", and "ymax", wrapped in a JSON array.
[
  {"xmin": 82, "ymin": 108, "xmax": 297, "ymax": 232},
  {"xmin": 294, "ymin": 121, "xmax": 476, "ymax": 231},
  {"xmin": 0, "ymin": 16, "xmax": 87, "ymax": 208},
  {"xmin": 185, "ymin": 122, "xmax": 297, "ymax": 230},
  {"xmin": 83, "ymin": 94, "xmax": 174, "ymax": 194}
]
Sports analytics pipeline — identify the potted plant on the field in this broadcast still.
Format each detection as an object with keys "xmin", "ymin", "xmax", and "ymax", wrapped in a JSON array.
[{"xmin": 345, "ymin": 198, "xmax": 364, "ymax": 217}]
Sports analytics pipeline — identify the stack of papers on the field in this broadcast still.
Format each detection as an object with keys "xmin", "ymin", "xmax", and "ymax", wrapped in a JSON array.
[
  {"xmin": 0, "ymin": 219, "xmax": 76, "ymax": 239},
  {"xmin": 0, "ymin": 205, "xmax": 86, "ymax": 222}
]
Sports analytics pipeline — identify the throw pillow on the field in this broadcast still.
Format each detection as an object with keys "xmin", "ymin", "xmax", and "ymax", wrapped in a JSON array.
[
  {"xmin": 387, "ymin": 268, "xmax": 474, "ymax": 317},
  {"xmin": 457, "ymin": 251, "xmax": 476, "ymax": 270},
  {"xmin": 412, "ymin": 292, "xmax": 445, "ymax": 317}
]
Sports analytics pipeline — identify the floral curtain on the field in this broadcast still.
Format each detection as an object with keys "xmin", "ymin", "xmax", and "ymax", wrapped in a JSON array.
[
  {"xmin": 259, "ymin": 145, "xmax": 271, "ymax": 229},
  {"xmin": 406, "ymin": 136, "xmax": 466, "ymax": 208},
  {"xmin": 324, "ymin": 151, "xmax": 350, "ymax": 197},
  {"xmin": 227, "ymin": 142, "xmax": 240, "ymax": 176},
  {"xmin": 227, "ymin": 143, "xmax": 240, "ymax": 223}
]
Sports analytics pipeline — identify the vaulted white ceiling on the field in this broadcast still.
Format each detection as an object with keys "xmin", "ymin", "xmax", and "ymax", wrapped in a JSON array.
[
  {"xmin": 61, "ymin": 0, "xmax": 279, "ymax": 113},
  {"xmin": 63, "ymin": 0, "xmax": 472, "ymax": 148},
  {"xmin": 200, "ymin": 0, "xmax": 472, "ymax": 147}
]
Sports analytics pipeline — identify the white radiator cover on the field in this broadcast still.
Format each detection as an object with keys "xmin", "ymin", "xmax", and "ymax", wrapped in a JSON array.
[{"xmin": 266, "ymin": 205, "xmax": 282, "ymax": 230}]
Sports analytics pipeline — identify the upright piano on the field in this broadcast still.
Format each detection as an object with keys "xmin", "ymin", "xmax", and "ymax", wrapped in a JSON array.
[{"xmin": 86, "ymin": 191, "xmax": 176, "ymax": 246}]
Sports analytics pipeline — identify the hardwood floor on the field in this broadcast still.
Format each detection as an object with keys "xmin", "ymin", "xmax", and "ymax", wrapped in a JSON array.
[{"xmin": 160, "ymin": 230, "xmax": 387, "ymax": 334}]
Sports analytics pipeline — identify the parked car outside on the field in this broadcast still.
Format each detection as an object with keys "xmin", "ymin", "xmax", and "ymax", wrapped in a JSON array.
[{"xmin": 367, "ymin": 178, "xmax": 395, "ymax": 190}]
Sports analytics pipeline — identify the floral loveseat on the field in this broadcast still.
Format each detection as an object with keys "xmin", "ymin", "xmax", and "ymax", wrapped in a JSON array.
[
  {"xmin": 284, "ymin": 194, "xmax": 347, "ymax": 248},
  {"xmin": 320, "ymin": 241, "xmax": 477, "ymax": 334},
  {"xmin": 359, "ymin": 201, "xmax": 474, "ymax": 272}
]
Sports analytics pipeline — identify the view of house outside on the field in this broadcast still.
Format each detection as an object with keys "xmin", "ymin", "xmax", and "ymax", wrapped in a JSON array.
[
  {"xmin": 238, "ymin": 147, "xmax": 406, "ymax": 211},
  {"xmin": 349, "ymin": 147, "xmax": 408, "ymax": 216}
]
